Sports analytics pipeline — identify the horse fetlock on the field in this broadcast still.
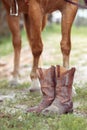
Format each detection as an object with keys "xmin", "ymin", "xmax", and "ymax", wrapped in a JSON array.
[{"xmin": 30, "ymin": 71, "xmax": 38, "ymax": 79}]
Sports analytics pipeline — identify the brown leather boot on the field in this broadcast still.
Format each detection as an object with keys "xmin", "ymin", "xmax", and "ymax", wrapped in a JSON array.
[
  {"xmin": 42, "ymin": 65, "xmax": 76, "ymax": 116},
  {"xmin": 26, "ymin": 66, "xmax": 55, "ymax": 113}
]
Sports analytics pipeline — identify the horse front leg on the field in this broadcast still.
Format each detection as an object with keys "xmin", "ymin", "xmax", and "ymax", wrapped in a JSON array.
[
  {"xmin": 7, "ymin": 15, "xmax": 21, "ymax": 86},
  {"xmin": 29, "ymin": 48, "xmax": 42, "ymax": 92},
  {"xmin": 60, "ymin": 4, "xmax": 77, "ymax": 69},
  {"xmin": 29, "ymin": 28, "xmax": 43, "ymax": 92},
  {"xmin": 24, "ymin": 3, "xmax": 43, "ymax": 92},
  {"xmin": 29, "ymin": 16, "xmax": 47, "ymax": 92}
]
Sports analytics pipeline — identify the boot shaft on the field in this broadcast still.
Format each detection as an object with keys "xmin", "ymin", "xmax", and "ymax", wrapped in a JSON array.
[
  {"xmin": 37, "ymin": 66, "xmax": 56, "ymax": 100},
  {"xmin": 55, "ymin": 65, "xmax": 76, "ymax": 103},
  {"xmin": 41, "ymin": 65, "xmax": 75, "ymax": 115},
  {"xmin": 26, "ymin": 66, "xmax": 56, "ymax": 113}
]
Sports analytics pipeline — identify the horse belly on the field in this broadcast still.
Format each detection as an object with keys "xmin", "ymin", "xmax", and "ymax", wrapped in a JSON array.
[{"xmin": 42, "ymin": 0, "xmax": 65, "ymax": 13}]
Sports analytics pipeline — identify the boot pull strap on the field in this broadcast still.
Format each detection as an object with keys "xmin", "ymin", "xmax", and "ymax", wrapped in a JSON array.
[
  {"xmin": 37, "ymin": 68, "xmax": 43, "ymax": 79},
  {"xmin": 65, "ymin": 73, "xmax": 69, "ymax": 86},
  {"xmin": 57, "ymin": 65, "xmax": 60, "ymax": 78}
]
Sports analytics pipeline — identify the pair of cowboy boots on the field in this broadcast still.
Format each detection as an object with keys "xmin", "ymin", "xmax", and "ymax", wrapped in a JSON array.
[{"xmin": 26, "ymin": 65, "xmax": 76, "ymax": 115}]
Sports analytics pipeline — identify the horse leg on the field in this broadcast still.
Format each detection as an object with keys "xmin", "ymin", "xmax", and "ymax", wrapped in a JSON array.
[
  {"xmin": 60, "ymin": 5, "xmax": 77, "ymax": 68},
  {"xmin": 60, "ymin": 5, "xmax": 77, "ymax": 96},
  {"xmin": 24, "ymin": 4, "xmax": 43, "ymax": 92},
  {"xmin": 7, "ymin": 15, "xmax": 21, "ymax": 86},
  {"xmin": 42, "ymin": 15, "xmax": 47, "ymax": 31}
]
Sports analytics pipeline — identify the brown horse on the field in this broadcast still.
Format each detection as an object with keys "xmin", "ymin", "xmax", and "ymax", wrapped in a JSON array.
[{"xmin": 2, "ymin": 0, "xmax": 78, "ymax": 92}]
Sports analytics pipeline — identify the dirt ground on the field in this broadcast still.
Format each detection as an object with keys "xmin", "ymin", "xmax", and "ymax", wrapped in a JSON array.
[
  {"xmin": 0, "ymin": 46, "xmax": 32, "ymax": 81},
  {"xmin": 0, "ymin": 45, "xmax": 87, "ymax": 86}
]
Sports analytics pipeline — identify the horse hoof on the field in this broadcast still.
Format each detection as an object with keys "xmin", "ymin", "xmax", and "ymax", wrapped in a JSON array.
[
  {"xmin": 29, "ymin": 86, "xmax": 41, "ymax": 93},
  {"xmin": 29, "ymin": 78, "xmax": 41, "ymax": 93},
  {"xmin": 9, "ymin": 78, "xmax": 21, "ymax": 87}
]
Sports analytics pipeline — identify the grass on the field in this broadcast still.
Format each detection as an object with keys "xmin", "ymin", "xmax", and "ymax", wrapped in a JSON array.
[
  {"xmin": 0, "ymin": 36, "xmax": 13, "ymax": 56},
  {"xmin": 0, "ymin": 80, "xmax": 87, "ymax": 130},
  {"xmin": 0, "ymin": 30, "xmax": 27, "ymax": 56},
  {"xmin": 0, "ymin": 24, "xmax": 87, "ymax": 129},
  {"xmin": 0, "ymin": 113, "xmax": 87, "ymax": 130},
  {"xmin": 73, "ymin": 84, "xmax": 87, "ymax": 114}
]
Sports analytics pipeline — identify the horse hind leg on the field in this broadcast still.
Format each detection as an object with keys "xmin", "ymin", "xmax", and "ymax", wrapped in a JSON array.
[
  {"xmin": 7, "ymin": 15, "xmax": 21, "ymax": 86},
  {"xmin": 60, "ymin": 5, "xmax": 77, "ymax": 68},
  {"xmin": 60, "ymin": 5, "xmax": 77, "ymax": 96}
]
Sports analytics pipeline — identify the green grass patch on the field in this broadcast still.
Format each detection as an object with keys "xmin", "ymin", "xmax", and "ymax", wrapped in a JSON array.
[
  {"xmin": 0, "ymin": 80, "xmax": 30, "ymax": 90},
  {"xmin": 72, "ymin": 25, "xmax": 87, "ymax": 36},
  {"xmin": 74, "ymin": 84, "xmax": 87, "ymax": 101},
  {"xmin": 0, "ymin": 112, "xmax": 87, "ymax": 130},
  {"xmin": 0, "ymin": 80, "xmax": 87, "ymax": 130},
  {"xmin": 73, "ymin": 83, "xmax": 87, "ymax": 114},
  {"xmin": 0, "ymin": 36, "xmax": 13, "ymax": 56},
  {"xmin": 58, "ymin": 114, "xmax": 87, "ymax": 130},
  {"xmin": 0, "ymin": 29, "xmax": 27, "ymax": 56}
]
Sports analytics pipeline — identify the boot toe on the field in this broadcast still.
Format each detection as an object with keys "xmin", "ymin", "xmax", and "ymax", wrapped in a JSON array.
[
  {"xmin": 42, "ymin": 105, "xmax": 59, "ymax": 116},
  {"xmin": 26, "ymin": 106, "xmax": 38, "ymax": 113}
]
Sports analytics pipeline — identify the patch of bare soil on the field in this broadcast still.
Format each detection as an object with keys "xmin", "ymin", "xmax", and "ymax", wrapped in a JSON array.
[
  {"xmin": 0, "ymin": 45, "xmax": 87, "ymax": 85},
  {"xmin": 0, "ymin": 46, "xmax": 33, "ymax": 81}
]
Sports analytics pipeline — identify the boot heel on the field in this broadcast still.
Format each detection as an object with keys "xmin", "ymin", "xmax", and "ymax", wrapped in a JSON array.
[
  {"xmin": 68, "ymin": 109, "xmax": 73, "ymax": 113},
  {"xmin": 65, "ymin": 109, "xmax": 73, "ymax": 114}
]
